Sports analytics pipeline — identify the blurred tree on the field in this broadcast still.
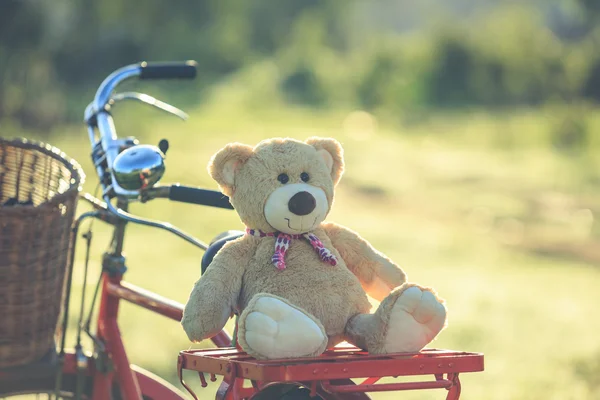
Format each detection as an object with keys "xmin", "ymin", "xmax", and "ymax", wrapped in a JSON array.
[
  {"xmin": 426, "ymin": 36, "xmax": 474, "ymax": 107},
  {"xmin": 583, "ymin": 61, "xmax": 600, "ymax": 101},
  {"xmin": 1, "ymin": 0, "xmax": 600, "ymax": 130},
  {"xmin": 0, "ymin": 0, "xmax": 353, "ymax": 128},
  {"xmin": 280, "ymin": 63, "xmax": 326, "ymax": 106},
  {"xmin": 577, "ymin": 0, "xmax": 600, "ymax": 18},
  {"xmin": 0, "ymin": 0, "xmax": 57, "ymax": 129}
]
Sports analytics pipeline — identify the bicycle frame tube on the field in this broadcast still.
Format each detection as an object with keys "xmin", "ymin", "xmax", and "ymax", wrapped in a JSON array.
[
  {"xmin": 90, "ymin": 247, "xmax": 232, "ymax": 400},
  {"xmin": 95, "ymin": 273, "xmax": 142, "ymax": 400},
  {"xmin": 103, "ymin": 279, "xmax": 232, "ymax": 347},
  {"xmin": 94, "ymin": 273, "xmax": 232, "ymax": 400}
]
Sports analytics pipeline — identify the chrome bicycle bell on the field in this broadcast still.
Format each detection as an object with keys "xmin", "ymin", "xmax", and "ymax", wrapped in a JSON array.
[{"xmin": 112, "ymin": 144, "xmax": 166, "ymax": 191}]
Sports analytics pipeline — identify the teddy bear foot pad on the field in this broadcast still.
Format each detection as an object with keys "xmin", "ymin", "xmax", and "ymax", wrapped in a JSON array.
[
  {"xmin": 238, "ymin": 294, "xmax": 328, "ymax": 359},
  {"xmin": 381, "ymin": 286, "xmax": 447, "ymax": 353}
]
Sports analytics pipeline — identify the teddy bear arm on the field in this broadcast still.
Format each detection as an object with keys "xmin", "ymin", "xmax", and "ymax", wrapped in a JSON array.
[
  {"xmin": 323, "ymin": 222, "xmax": 407, "ymax": 302},
  {"xmin": 181, "ymin": 275, "xmax": 235, "ymax": 341},
  {"xmin": 181, "ymin": 241, "xmax": 252, "ymax": 342}
]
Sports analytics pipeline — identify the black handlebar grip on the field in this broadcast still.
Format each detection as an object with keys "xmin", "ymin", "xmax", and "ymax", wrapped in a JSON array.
[
  {"xmin": 139, "ymin": 61, "xmax": 197, "ymax": 80},
  {"xmin": 169, "ymin": 185, "xmax": 234, "ymax": 210}
]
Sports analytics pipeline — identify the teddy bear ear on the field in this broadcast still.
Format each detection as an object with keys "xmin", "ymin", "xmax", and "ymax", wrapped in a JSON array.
[
  {"xmin": 208, "ymin": 143, "xmax": 254, "ymax": 196},
  {"xmin": 305, "ymin": 137, "xmax": 345, "ymax": 185}
]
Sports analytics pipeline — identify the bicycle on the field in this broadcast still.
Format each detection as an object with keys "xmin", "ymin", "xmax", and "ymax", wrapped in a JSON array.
[{"xmin": 0, "ymin": 61, "xmax": 483, "ymax": 400}]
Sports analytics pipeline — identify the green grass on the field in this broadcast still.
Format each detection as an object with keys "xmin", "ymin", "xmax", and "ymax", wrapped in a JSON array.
[{"xmin": 4, "ymin": 96, "xmax": 600, "ymax": 399}]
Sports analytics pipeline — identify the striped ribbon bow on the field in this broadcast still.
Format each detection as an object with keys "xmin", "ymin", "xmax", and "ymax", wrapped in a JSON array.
[{"xmin": 246, "ymin": 228, "xmax": 338, "ymax": 271}]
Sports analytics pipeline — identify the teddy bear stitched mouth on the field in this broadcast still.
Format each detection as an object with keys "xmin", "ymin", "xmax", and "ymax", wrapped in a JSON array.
[{"xmin": 285, "ymin": 215, "xmax": 319, "ymax": 232}]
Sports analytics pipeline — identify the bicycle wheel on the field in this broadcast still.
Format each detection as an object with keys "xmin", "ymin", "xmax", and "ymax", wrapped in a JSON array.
[
  {"xmin": 251, "ymin": 384, "xmax": 322, "ymax": 400},
  {"xmin": 278, "ymin": 386, "xmax": 319, "ymax": 399},
  {"xmin": 251, "ymin": 380, "xmax": 370, "ymax": 400}
]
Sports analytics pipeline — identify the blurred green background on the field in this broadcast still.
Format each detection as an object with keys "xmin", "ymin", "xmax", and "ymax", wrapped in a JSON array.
[{"xmin": 2, "ymin": 0, "xmax": 600, "ymax": 399}]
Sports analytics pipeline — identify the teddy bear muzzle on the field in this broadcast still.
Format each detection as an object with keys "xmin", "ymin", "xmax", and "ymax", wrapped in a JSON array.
[
  {"xmin": 288, "ymin": 191, "xmax": 316, "ymax": 216},
  {"xmin": 264, "ymin": 183, "xmax": 329, "ymax": 234}
]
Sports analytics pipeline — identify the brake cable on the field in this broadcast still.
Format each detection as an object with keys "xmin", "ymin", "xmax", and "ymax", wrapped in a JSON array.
[{"xmin": 73, "ymin": 219, "xmax": 94, "ymax": 400}]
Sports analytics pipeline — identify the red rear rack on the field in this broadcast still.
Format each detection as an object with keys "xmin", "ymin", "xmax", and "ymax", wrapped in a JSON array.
[{"xmin": 178, "ymin": 344, "xmax": 484, "ymax": 400}]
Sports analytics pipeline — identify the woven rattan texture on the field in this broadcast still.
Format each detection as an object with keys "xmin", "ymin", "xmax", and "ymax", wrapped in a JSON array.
[{"xmin": 0, "ymin": 138, "xmax": 84, "ymax": 368}]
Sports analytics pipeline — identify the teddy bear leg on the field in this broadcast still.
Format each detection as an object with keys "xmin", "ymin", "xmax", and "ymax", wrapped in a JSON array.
[
  {"xmin": 344, "ymin": 313, "xmax": 376, "ymax": 351},
  {"xmin": 345, "ymin": 283, "xmax": 447, "ymax": 354},
  {"xmin": 237, "ymin": 293, "xmax": 328, "ymax": 359}
]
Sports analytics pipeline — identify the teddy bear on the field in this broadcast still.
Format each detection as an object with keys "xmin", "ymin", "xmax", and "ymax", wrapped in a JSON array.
[{"xmin": 181, "ymin": 137, "xmax": 447, "ymax": 359}]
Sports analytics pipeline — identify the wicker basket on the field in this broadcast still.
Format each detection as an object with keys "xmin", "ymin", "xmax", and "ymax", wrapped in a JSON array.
[{"xmin": 0, "ymin": 138, "xmax": 84, "ymax": 368}]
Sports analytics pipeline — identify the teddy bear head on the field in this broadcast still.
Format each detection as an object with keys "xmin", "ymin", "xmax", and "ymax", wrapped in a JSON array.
[{"xmin": 208, "ymin": 137, "xmax": 344, "ymax": 234}]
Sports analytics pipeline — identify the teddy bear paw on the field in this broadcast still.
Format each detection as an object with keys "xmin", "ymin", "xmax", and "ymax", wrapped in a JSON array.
[
  {"xmin": 382, "ymin": 286, "xmax": 447, "ymax": 353},
  {"xmin": 240, "ymin": 295, "xmax": 328, "ymax": 359}
]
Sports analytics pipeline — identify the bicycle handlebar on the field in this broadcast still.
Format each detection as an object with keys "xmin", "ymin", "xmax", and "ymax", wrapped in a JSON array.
[
  {"xmin": 86, "ymin": 61, "xmax": 198, "ymax": 199},
  {"xmin": 83, "ymin": 61, "xmax": 232, "ymax": 249},
  {"xmin": 139, "ymin": 61, "xmax": 197, "ymax": 80},
  {"xmin": 168, "ymin": 185, "xmax": 234, "ymax": 209},
  {"xmin": 92, "ymin": 61, "xmax": 196, "ymax": 115}
]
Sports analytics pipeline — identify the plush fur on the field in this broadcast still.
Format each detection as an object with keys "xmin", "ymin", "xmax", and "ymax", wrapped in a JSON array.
[{"xmin": 182, "ymin": 137, "xmax": 447, "ymax": 359}]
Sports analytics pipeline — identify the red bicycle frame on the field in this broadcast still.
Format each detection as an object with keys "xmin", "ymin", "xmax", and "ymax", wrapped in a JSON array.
[{"xmin": 61, "ymin": 268, "xmax": 231, "ymax": 400}]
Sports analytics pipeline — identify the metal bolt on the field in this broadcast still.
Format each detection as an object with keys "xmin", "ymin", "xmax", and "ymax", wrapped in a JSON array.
[
  {"xmin": 449, "ymin": 363, "xmax": 454, "ymax": 368},
  {"xmin": 419, "ymin": 364, "xmax": 425, "ymax": 370},
  {"xmin": 342, "ymin": 368, "xmax": 348, "ymax": 373},
  {"xmin": 313, "ymin": 369, "xmax": 319, "ymax": 374},
  {"xmin": 438, "ymin": 363, "xmax": 443, "ymax": 368}
]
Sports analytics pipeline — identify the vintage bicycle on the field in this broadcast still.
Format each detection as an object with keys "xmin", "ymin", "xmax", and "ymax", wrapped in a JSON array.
[{"xmin": 0, "ymin": 61, "xmax": 483, "ymax": 399}]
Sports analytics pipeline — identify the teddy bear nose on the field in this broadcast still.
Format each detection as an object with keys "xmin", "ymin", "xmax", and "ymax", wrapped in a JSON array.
[{"xmin": 288, "ymin": 191, "xmax": 316, "ymax": 216}]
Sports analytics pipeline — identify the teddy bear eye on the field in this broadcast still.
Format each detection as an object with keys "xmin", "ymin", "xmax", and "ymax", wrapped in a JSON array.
[
  {"xmin": 277, "ymin": 173, "xmax": 289, "ymax": 184},
  {"xmin": 300, "ymin": 172, "xmax": 310, "ymax": 182}
]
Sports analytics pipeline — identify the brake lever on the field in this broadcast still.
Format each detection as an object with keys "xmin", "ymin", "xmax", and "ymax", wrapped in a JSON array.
[{"xmin": 109, "ymin": 92, "xmax": 188, "ymax": 121}]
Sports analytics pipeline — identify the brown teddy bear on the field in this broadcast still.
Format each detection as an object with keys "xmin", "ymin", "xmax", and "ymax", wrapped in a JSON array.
[{"xmin": 182, "ymin": 137, "xmax": 447, "ymax": 359}]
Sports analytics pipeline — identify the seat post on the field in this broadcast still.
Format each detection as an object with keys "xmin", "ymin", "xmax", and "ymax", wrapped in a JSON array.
[{"xmin": 200, "ymin": 231, "xmax": 244, "ymax": 274}]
